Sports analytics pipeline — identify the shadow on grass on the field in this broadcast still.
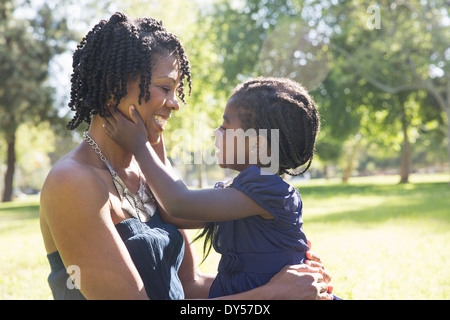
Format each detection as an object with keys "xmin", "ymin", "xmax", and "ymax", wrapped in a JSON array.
[
  {"xmin": 0, "ymin": 202, "xmax": 41, "ymax": 234},
  {"xmin": 0, "ymin": 204, "xmax": 40, "ymax": 220},
  {"xmin": 0, "ymin": 181, "xmax": 448, "ymax": 230},
  {"xmin": 297, "ymin": 181, "xmax": 450, "ymax": 225},
  {"xmin": 298, "ymin": 181, "xmax": 449, "ymax": 197},
  {"xmin": 305, "ymin": 199, "xmax": 449, "ymax": 225}
]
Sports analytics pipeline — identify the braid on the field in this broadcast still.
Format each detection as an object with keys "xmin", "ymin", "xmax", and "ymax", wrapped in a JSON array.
[
  {"xmin": 67, "ymin": 12, "xmax": 192, "ymax": 130},
  {"xmin": 232, "ymin": 77, "xmax": 320, "ymax": 176}
]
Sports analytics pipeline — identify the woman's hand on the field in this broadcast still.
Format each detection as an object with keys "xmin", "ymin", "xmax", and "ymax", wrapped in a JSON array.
[
  {"xmin": 305, "ymin": 240, "xmax": 333, "ymax": 294},
  {"xmin": 103, "ymin": 105, "xmax": 148, "ymax": 154},
  {"xmin": 265, "ymin": 264, "xmax": 333, "ymax": 300}
]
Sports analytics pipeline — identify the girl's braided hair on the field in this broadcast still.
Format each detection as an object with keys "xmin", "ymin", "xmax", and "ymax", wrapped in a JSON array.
[
  {"xmin": 232, "ymin": 77, "xmax": 320, "ymax": 176},
  {"xmin": 67, "ymin": 12, "xmax": 191, "ymax": 130}
]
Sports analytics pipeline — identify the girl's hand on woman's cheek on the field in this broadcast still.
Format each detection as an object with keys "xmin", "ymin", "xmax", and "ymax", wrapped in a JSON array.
[{"xmin": 103, "ymin": 105, "xmax": 148, "ymax": 154}]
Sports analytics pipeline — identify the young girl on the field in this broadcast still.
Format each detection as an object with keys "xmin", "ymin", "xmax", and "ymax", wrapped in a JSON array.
[{"xmin": 103, "ymin": 77, "xmax": 333, "ymax": 298}]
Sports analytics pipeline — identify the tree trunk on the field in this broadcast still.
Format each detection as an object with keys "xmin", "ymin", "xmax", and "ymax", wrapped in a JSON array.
[
  {"xmin": 444, "ymin": 79, "xmax": 450, "ymax": 185},
  {"xmin": 445, "ymin": 106, "xmax": 450, "ymax": 185},
  {"xmin": 399, "ymin": 102, "xmax": 411, "ymax": 184},
  {"xmin": 323, "ymin": 165, "xmax": 329, "ymax": 180},
  {"xmin": 342, "ymin": 134, "xmax": 362, "ymax": 183},
  {"xmin": 196, "ymin": 163, "xmax": 207, "ymax": 188},
  {"xmin": 2, "ymin": 131, "xmax": 16, "ymax": 202}
]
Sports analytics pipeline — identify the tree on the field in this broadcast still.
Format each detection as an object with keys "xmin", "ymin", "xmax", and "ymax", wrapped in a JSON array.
[
  {"xmin": 314, "ymin": 0, "xmax": 449, "ymax": 182},
  {"xmin": 210, "ymin": 0, "xmax": 303, "ymax": 91},
  {"xmin": 0, "ymin": 0, "xmax": 76, "ymax": 201},
  {"xmin": 208, "ymin": 0, "xmax": 449, "ymax": 182}
]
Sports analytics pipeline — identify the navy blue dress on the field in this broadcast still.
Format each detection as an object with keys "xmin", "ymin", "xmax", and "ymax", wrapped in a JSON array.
[
  {"xmin": 208, "ymin": 165, "xmax": 309, "ymax": 298},
  {"xmin": 47, "ymin": 210, "xmax": 185, "ymax": 300}
]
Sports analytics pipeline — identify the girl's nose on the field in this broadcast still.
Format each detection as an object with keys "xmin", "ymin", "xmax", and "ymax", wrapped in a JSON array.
[{"xmin": 213, "ymin": 127, "xmax": 225, "ymax": 138}]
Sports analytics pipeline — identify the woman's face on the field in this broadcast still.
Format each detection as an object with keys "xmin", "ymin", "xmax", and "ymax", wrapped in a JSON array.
[{"xmin": 116, "ymin": 53, "xmax": 181, "ymax": 145}]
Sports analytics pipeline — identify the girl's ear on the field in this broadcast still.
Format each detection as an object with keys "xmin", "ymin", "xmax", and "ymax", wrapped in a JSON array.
[
  {"xmin": 247, "ymin": 134, "xmax": 259, "ymax": 165},
  {"xmin": 257, "ymin": 134, "xmax": 269, "ymax": 153},
  {"xmin": 256, "ymin": 134, "xmax": 274, "ymax": 169},
  {"xmin": 249, "ymin": 135, "xmax": 258, "ymax": 154}
]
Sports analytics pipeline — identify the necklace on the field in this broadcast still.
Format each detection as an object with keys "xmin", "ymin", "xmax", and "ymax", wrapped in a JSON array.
[
  {"xmin": 83, "ymin": 131, "xmax": 106, "ymax": 162},
  {"xmin": 83, "ymin": 131, "xmax": 155, "ymax": 222}
]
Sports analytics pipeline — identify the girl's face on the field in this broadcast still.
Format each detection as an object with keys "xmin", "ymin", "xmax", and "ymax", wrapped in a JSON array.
[
  {"xmin": 214, "ymin": 96, "xmax": 256, "ymax": 172},
  {"xmin": 116, "ymin": 53, "xmax": 181, "ymax": 145}
]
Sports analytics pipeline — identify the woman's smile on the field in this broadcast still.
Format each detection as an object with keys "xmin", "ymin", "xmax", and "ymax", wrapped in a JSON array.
[{"xmin": 153, "ymin": 114, "xmax": 169, "ymax": 131}]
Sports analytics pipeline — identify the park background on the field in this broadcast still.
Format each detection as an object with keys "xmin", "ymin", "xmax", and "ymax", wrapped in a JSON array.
[{"xmin": 0, "ymin": 0, "xmax": 449, "ymax": 299}]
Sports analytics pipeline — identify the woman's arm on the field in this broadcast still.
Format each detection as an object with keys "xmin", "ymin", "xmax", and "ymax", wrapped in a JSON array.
[
  {"xmin": 218, "ymin": 264, "xmax": 332, "ymax": 300},
  {"xmin": 178, "ymin": 230, "xmax": 332, "ymax": 300},
  {"xmin": 178, "ymin": 230, "xmax": 215, "ymax": 299},
  {"xmin": 103, "ymin": 107, "xmax": 272, "ymax": 222},
  {"xmin": 40, "ymin": 161, "xmax": 148, "ymax": 300}
]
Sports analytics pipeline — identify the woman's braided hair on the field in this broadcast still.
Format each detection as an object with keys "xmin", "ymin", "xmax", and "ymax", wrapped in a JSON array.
[
  {"xmin": 231, "ymin": 77, "xmax": 320, "ymax": 176},
  {"xmin": 67, "ymin": 12, "xmax": 191, "ymax": 130}
]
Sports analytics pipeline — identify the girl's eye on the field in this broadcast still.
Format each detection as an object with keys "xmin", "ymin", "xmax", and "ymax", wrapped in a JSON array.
[{"xmin": 160, "ymin": 86, "xmax": 170, "ymax": 93}]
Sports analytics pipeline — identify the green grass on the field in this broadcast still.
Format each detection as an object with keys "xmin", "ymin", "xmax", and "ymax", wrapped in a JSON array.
[
  {"xmin": 0, "ymin": 196, "xmax": 52, "ymax": 299},
  {"xmin": 291, "ymin": 173, "xmax": 450, "ymax": 299},
  {"xmin": 1, "ymin": 173, "xmax": 449, "ymax": 299}
]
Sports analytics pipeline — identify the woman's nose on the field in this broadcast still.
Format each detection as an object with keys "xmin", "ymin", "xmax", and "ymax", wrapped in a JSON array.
[{"xmin": 166, "ymin": 94, "xmax": 180, "ymax": 111}]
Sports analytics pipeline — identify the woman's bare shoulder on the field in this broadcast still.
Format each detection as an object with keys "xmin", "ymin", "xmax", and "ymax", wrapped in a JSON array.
[
  {"xmin": 44, "ymin": 150, "xmax": 102, "ymax": 187},
  {"xmin": 40, "ymin": 149, "xmax": 110, "ymax": 215}
]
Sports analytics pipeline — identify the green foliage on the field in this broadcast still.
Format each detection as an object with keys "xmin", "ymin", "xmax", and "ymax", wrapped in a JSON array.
[
  {"xmin": 0, "ymin": 0, "xmax": 80, "ymax": 200},
  {"xmin": 307, "ymin": 0, "xmax": 449, "ymax": 177},
  {"xmin": 0, "ymin": 0, "xmax": 76, "ymax": 134},
  {"xmin": 1, "ymin": 0, "xmax": 448, "ymax": 194},
  {"xmin": 15, "ymin": 122, "xmax": 55, "ymax": 191},
  {"xmin": 210, "ymin": 0, "xmax": 301, "ymax": 92}
]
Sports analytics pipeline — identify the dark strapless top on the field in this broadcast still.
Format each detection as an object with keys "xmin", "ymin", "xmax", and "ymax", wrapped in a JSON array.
[{"xmin": 46, "ymin": 211, "xmax": 185, "ymax": 300}]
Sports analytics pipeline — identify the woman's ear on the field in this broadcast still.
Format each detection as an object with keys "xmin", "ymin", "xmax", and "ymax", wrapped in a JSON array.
[{"xmin": 104, "ymin": 100, "xmax": 115, "ymax": 115}]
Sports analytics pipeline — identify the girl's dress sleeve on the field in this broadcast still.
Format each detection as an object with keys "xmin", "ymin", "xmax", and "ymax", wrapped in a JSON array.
[{"xmin": 231, "ymin": 166, "xmax": 303, "ymax": 229}]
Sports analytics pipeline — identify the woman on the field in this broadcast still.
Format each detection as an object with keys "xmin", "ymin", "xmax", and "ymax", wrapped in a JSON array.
[{"xmin": 39, "ymin": 12, "xmax": 332, "ymax": 300}]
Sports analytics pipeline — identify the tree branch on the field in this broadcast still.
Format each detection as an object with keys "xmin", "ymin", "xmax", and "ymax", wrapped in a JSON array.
[
  {"xmin": 331, "ymin": 43, "xmax": 448, "ymax": 111},
  {"xmin": 331, "ymin": 43, "xmax": 422, "ymax": 94}
]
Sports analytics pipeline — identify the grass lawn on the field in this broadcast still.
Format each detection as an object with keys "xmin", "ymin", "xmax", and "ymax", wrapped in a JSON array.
[{"xmin": 0, "ymin": 173, "xmax": 449, "ymax": 299}]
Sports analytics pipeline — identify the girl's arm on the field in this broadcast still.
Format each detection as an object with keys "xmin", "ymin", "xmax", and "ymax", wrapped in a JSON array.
[
  {"xmin": 151, "ymin": 135, "xmax": 205, "ymax": 229},
  {"xmin": 103, "ymin": 106, "xmax": 273, "ymax": 222}
]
